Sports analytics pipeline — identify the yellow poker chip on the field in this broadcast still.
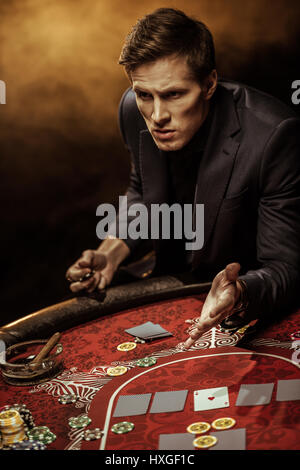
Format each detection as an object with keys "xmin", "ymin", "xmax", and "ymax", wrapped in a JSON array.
[
  {"xmin": 237, "ymin": 325, "xmax": 250, "ymax": 334},
  {"xmin": 0, "ymin": 410, "xmax": 19, "ymax": 419},
  {"xmin": 211, "ymin": 417, "xmax": 236, "ymax": 430},
  {"xmin": 187, "ymin": 422, "xmax": 211, "ymax": 434},
  {"xmin": 117, "ymin": 342, "xmax": 137, "ymax": 352},
  {"xmin": 0, "ymin": 410, "xmax": 23, "ymax": 428},
  {"xmin": 193, "ymin": 435, "xmax": 218, "ymax": 449},
  {"xmin": 0, "ymin": 410, "xmax": 20, "ymax": 422},
  {"xmin": 107, "ymin": 366, "xmax": 128, "ymax": 376}
]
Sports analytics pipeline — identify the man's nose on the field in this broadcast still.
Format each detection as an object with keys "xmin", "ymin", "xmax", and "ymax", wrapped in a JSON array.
[{"xmin": 151, "ymin": 99, "xmax": 170, "ymax": 126}]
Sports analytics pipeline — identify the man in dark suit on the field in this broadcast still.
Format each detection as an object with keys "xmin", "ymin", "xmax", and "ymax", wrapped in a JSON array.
[{"xmin": 66, "ymin": 8, "xmax": 300, "ymax": 347}]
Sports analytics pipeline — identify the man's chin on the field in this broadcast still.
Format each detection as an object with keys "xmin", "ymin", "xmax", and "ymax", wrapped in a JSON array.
[{"xmin": 152, "ymin": 135, "xmax": 184, "ymax": 152}]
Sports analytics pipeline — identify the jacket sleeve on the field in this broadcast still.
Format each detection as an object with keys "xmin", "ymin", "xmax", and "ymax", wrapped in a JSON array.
[
  {"xmin": 239, "ymin": 117, "xmax": 300, "ymax": 320},
  {"xmin": 106, "ymin": 88, "xmax": 146, "ymax": 253}
]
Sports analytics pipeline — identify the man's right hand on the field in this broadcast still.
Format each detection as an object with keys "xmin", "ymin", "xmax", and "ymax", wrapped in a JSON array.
[
  {"xmin": 66, "ymin": 250, "xmax": 109, "ymax": 293},
  {"xmin": 66, "ymin": 238, "xmax": 130, "ymax": 293}
]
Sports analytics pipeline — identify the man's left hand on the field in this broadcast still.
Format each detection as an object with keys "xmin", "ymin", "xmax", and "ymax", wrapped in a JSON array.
[{"xmin": 184, "ymin": 263, "xmax": 242, "ymax": 348}]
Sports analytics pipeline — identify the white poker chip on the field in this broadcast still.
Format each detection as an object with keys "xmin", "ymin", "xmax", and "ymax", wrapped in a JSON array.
[{"xmin": 58, "ymin": 394, "xmax": 77, "ymax": 404}]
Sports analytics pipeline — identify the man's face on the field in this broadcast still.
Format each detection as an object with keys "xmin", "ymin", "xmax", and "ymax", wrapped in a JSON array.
[{"xmin": 131, "ymin": 55, "xmax": 214, "ymax": 151}]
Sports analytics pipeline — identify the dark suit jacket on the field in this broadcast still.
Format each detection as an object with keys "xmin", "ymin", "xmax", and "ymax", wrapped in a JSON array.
[{"xmin": 109, "ymin": 80, "xmax": 300, "ymax": 321}]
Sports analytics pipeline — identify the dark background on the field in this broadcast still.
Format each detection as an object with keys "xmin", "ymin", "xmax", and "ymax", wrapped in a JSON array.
[{"xmin": 0, "ymin": 0, "xmax": 300, "ymax": 326}]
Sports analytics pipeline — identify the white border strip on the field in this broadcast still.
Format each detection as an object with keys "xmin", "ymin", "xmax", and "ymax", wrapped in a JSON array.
[
  {"xmin": 210, "ymin": 327, "xmax": 216, "ymax": 348},
  {"xmin": 99, "ymin": 351, "xmax": 299, "ymax": 449}
]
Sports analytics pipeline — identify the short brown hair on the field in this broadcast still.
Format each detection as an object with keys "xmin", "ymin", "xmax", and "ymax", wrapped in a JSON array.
[{"xmin": 119, "ymin": 8, "xmax": 216, "ymax": 83}]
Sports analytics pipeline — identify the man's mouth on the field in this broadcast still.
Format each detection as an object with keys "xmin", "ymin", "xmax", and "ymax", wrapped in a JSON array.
[{"xmin": 152, "ymin": 129, "xmax": 176, "ymax": 140}]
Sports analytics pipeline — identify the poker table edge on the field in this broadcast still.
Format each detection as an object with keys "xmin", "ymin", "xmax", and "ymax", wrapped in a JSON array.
[{"xmin": 0, "ymin": 275, "xmax": 211, "ymax": 347}]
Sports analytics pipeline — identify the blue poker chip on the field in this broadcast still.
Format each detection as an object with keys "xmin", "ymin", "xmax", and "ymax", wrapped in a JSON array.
[{"xmin": 10, "ymin": 440, "xmax": 47, "ymax": 450}]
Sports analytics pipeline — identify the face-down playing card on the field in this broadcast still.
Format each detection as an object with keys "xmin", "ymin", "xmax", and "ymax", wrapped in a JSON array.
[
  {"xmin": 276, "ymin": 379, "xmax": 300, "ymax": 401},
  {"xmin": 125, "ymin": 321, "xmax": 172, "ymax": 340},
  {"xmin": 150, "ymin": 390, "xmax": 188, "ymax": 413},
  {"xmin": 158, "ymin": 429, "xmax": 247, "ymax": 450},
  {"xmin": 235, "ymin": 383, "xmax": 274, "ymax": 406},
  {"xmin": 158, "ymin": 433, "xmax": 195, "ymax": 450},
  {"xmin": 113, "ymin": 393, "xmax": 152, "ymax": 417},
  {"xmin": 210, "ymin": 428, "xmax": 246, "ymax": 450},
  {"xmin": 194, "ymin": 387, "xmax": 229, "ymax": 411}
]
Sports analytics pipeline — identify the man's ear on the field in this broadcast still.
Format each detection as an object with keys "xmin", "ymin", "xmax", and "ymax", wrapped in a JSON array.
[{"xmin": 202, "ymin": 69, "xmax": 218, "ymax": 100}]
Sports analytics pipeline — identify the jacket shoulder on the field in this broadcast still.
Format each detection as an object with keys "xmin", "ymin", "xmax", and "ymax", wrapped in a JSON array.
[
  {"xmin": 219, "ymin": 79, "xmax": 298, "ymax": 126},
  {"xmin": 118, "ymin": 88, "xmax": 146, "ymax": 149}
]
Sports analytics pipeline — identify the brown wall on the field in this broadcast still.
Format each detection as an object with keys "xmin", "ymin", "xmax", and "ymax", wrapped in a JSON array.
[{"xmin": 1, "ymin": 0, "xmax": 299, "ymax": 324}]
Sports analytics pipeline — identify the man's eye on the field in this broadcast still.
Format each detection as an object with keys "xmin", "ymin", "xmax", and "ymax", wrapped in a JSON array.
[
  {"xmin": 136, "ymin": 91, "xmax": 152, "ymax": 100},
  {"xmin": 165, "ymin": 91, "xmax": 180, "ymax": 98}
]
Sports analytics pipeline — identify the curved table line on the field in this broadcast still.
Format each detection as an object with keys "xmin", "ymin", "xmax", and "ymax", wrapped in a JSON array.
[{"xmin": 99, "ymin": 350, "xmax": 299, "ymax": 450}]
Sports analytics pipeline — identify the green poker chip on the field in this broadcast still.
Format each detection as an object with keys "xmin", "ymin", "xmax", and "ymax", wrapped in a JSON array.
[
  {"xmin": 136, "ymin": 357, "xmax": 157, "ymax": 367},
  {"xmin": 28, "ymin": 426, "xmax": 56, "ymax": 444},
  {"xmin": 111, "ymin": 421, "xmax": 135, "ymax": 434},
  {"xmin": 27, "ymin": 426, "xmax": 50, "ymax": 438},
  {"xmin": 68, "ymin": 415, "xmax": 91, "ymax": 429},
  {"xmin": 41, "ymin": 432, "xmax": 56, "ymax": 444}
]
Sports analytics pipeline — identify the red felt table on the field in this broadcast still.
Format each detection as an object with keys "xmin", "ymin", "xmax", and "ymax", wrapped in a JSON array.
[{"xmin": 0, "ymin": 293, "xmax": 299, "ymax": 451}]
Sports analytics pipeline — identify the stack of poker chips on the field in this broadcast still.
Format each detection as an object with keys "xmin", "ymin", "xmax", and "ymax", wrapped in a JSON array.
[
  {"xmin": 2, "ymin": 404, "xmax": 35, "ymax": 435},
  {"xmin": 9, "ymin": 440, "xmax": 46, "ymax": 450},
  {"xmin": 0, "ymin": 410, "xmax": 26, "ymax": 447},
  {"xmin": 27, "ymin": 426, "xmax": 56, "ymax": 445}
]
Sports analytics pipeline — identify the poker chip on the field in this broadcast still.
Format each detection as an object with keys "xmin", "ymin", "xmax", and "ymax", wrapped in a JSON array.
[
  {"xmin": 40, "ymin": 433, "xmax": 56, "ymax": 445},
  {"xmin": 10, "ymin": 440, "xmax": 47, "ymax": 450},
  {"xmin": 107, "ymin": 366, "xmax": 128, "ymax": 376},
  {"xmin": 134, "ymin": 337, "xmax": 146, "ymax": 344},
  {"xmin": 58, "ymin": 394, "xmax": 77, "ymax": 404},
  {"xmin": 68, "ymin": 415, "xmax": 91, "ymax": 429},
  {"xmin": 0, "ymin": 409, "xmax": 26, "ymax": 446},
  {"xmin": 237, "ymin": 325, "xmax": 250, "ymax": 334},
  {"xmin": 111, "ymin": 422, "xmax": 135, "ymax": 434},
  {"xmin": 290, "ymin": 331, "xmax": 300, "ymax": 341},
  {"xmin": 211, "ymin": 417, "xmax": 236, "ymax": 430},
  {"xmin": 2, "ymin": 404, "xmax": 35, "ymax": 431},
  {"xmin": 193, "ymin": 435, "xmax": 218, "ymax": 449},
  {"xmin": 27, "ymin": 426, "xmax": 56, "ymax": 444},
  {"xmin": 2, "ymin": 432, "xmax": 26, "ymax": 446},
  {"xmin": 136, "ymin": 357, "xmax": 157, "ymax": 367},
  {"xmin": 79, "ymin": 271, "xmax": 95, "ymax": 282},
  {"xmin": 0, "ymin": 410, "xmax": 21, "ymax": 426},
  {"xmin": 83, "ymin": 428, "xmax": 103, "ymax": 441},
  {"xmin": 186, "ymin": 422, "xmax": 211, "ymax": 434},
  {"xmin": 117, "ymin": 342, "xmax": 137, "ymax": 352}
]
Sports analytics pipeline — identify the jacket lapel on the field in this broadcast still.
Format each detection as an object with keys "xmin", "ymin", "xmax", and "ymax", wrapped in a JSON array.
[{"xmin": 192, "ymin": 85, "xmax": 241, "ymax": 268}]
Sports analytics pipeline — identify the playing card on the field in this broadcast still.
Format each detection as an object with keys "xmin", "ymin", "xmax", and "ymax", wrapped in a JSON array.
[
  {"xmin": 235, "ymin": 383, "xmax": 274, "ymax": 406},
  {"xmin": 276, "ymin": 379, "xmax": 300, "ymax": 401},
  {"xmin": 159, "ymin": 433, "xmax": 194, "ymax": 450},
  {"xmin": 125, "ymin": 321, "xmax": 155, "ymax": 337},
  {"xmin": 194, "ymin": 387, "xmax": 229, "ymax": 411},
  {"xmin": 125, "ymin": 322, "xmax": 172, "ymax": 340},
  {"xmin": 150, "ymin": 390, "xmax": 188, "ymax": 413},
  {"xmin": 113, "ymin": 393, "xmax": 152, "ymax": 417},
  {"xmin": 143, "ymin": 323, "xmax": 173, "ymax": 339},
  {"xmin": 210, "ymin": 428, "xmax": 246, "ymax": 450}
]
